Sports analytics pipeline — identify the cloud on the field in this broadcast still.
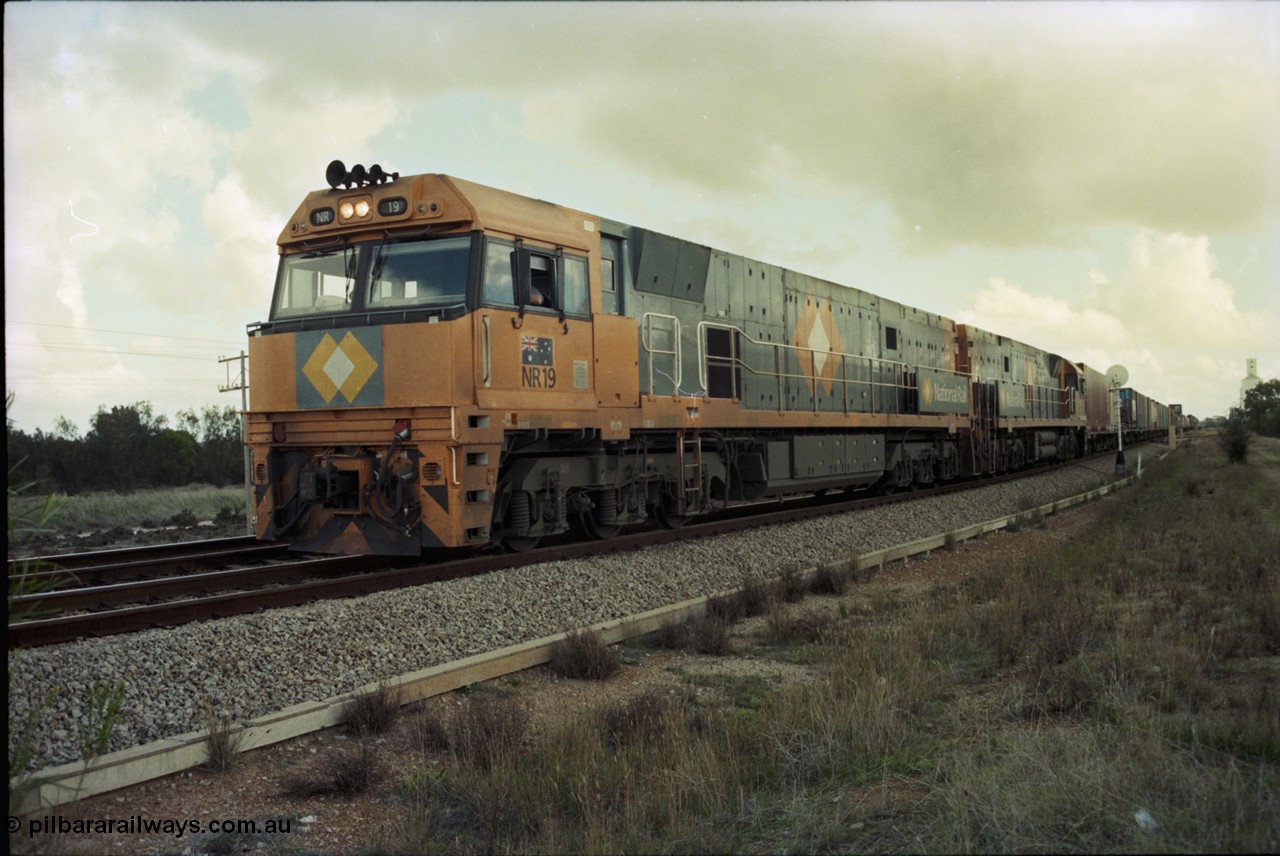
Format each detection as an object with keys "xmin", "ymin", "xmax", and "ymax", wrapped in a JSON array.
[
  {"xmin": 491, "ymin": 3, "xmax": 1280, "ymax": 252},
  {"xmin": 4, "ymin": 2, "xmax": 1278, "ymax": 432},
  {"xmin": 1105, "ymin": 231, "xmax": 1273, "ymax": 348},
  {"xmin": 960, "ymin": 278, "xmax": 1130, "ymax": 358},
  {"xmin": 14, "ymin": 3, "xmax": 1276, "ymax": 257},
  {"xmin": 958, "ymin": 229, "xmax": 1277, "ymax": 416}
]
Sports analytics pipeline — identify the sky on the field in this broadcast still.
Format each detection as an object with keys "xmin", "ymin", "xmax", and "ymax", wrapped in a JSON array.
[{"xmin": 5, "ymin": 1, "xmax": 1278, "ymax": 435}]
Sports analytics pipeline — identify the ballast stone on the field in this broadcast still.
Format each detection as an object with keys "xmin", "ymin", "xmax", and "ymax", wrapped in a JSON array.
[{"xmin": 8, "ymin": 451, "xmax": 1139, "ymax": 773}]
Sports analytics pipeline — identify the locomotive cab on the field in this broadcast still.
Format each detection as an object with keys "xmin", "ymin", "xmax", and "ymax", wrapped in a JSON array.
[{"xmin": 246, "ymin": 163, "xmax": 615, "ymax": 554}]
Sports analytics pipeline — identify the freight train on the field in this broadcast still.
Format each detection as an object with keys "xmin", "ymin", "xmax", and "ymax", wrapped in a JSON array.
[{"xmin": 244, "ymin": 162, "xmax": 1171, "ymax": 555}]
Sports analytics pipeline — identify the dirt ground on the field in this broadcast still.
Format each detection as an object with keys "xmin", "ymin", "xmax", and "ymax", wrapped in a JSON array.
[
  {"xmin": 11, "ymin": 515, "xmax": 251, "ymax": 560},
  {"xmin": 16, "ymin": 497, "xmax": 1111, "ymax": 856}
]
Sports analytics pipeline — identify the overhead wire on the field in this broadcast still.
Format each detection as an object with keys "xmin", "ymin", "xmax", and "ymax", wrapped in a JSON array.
[
  {"xmin": 5, "ymin": 320, "xmax": 243, "ymax": 346},
  {"xmin": 5, "ymin": 378, "xmax": 220, "ymax": 385},
  {"xmin": 7, "ymin": 343, "xmax": 227, "ymax": 361},
  {"xmin": 4, "ymin": 321, "xmax": 246, "ymax": 386}
]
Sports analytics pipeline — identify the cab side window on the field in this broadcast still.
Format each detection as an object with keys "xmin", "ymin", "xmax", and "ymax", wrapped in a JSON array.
[
  {"xmin": 562, "ymin": 255, "xmax": 588, "ymax": 316},
  {"xmin": 520, "ymin": 249, "xmax": 590, "ymax": 316},
  {"xmin": 529, "ymin": 254, "xmax": 554, "ymax": 307},
  {"xmin": 484, "ymin": 238, "xmax": 591, "ymax": 317},
  {"xmin": 601, "ymin": 235, "xmax": 623, "ymax": 315},
  {"xmin": 482, "ymin": 240, "xmax": 515, "ymax": 306}
]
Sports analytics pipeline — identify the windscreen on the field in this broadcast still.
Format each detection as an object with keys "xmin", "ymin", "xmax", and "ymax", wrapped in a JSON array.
[
  {"xmin": 270, "ymin": 235, "xmax": 473, "ymax": 321},
  {"xmin": 273, "ymin": 246, "xmax": 356, "ymax": 318},
  {"xmin": 367, "ymin": 237, "xmax": 471, "ymax": 309}
]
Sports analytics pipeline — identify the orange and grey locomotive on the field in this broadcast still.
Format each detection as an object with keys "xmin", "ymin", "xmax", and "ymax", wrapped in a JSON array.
[{"xmin": 245, "ymin": 162, "xmax": 1169, "ymax": 555}]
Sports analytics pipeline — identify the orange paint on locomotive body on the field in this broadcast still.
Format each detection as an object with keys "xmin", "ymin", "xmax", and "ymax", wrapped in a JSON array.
[{"xmin": 245, "ymin": 165, "xmax": 1166, "ymax": 555}]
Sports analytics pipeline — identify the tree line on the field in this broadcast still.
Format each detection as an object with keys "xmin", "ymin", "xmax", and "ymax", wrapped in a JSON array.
[
  {"xmin": 7, "ymin": 379, "xmax": 1278, "ymax": 495},
  {"xmin": 1239, "ymin": 379, "xmax": 1280, "ymax": 438},
  {"xmin": 7, "ymin": 399, "xmax": 243, "ymax": 494}
]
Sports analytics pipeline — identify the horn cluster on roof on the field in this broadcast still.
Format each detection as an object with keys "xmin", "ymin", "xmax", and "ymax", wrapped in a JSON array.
[{"xmin": 326, "ymin": 160, "xmax": 400, "ymax": 190}]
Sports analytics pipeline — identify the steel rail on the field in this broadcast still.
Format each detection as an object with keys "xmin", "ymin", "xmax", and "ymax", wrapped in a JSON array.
[
  {"xmin": 7, "ymin": 454, "xmax": 1121, "ymax": 649},
  {"xmin": 8, "ymin": 553, "xmax": 498, "ymax": 648},
  {"xmin": 8, "ymin": 555, "xmax": 382, "ymax": 614},
  {"xmin": 8, "ymin": 537, "xmax": 290, "ymax": 587},
  {"xmin": 9, "ymin": 536, "xmax": 262, "ymax": 572}
]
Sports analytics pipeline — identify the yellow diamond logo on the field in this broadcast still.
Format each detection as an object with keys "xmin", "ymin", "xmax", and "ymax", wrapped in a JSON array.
[
  {"xmin": 302, "ymin": 332, "xmax": 379, "ymax": 404},
  {"xmin": 302, "ymin": 334, "xmax": 340, "ymax": 403}
]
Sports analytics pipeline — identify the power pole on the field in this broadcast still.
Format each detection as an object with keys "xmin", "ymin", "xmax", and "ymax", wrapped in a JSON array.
[{"xmin": 219, "ymin": 352, "xmax": 253, "ymax": 535}]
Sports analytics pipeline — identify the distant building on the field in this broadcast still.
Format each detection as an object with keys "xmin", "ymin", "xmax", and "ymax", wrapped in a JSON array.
[{"xmin": 1241, "ymin": 358, "xmax": 1261, "ymax": 407}]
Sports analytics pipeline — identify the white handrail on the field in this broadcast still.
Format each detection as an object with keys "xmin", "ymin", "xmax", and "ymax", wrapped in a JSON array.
[{"xmin": 640, "ymin": 312, "xmax": 682, "ymax": 394}]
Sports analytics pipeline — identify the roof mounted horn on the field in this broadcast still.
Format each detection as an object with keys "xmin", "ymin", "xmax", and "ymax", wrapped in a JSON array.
[{"xmin": 325, "ymin": 160, "xmax": 400, "ymax": 190}]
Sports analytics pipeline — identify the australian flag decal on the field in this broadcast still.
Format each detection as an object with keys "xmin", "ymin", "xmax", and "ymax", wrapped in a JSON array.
[{"xmin": 521, "ymin": 336, "xmax": 553, "ymax": 367}]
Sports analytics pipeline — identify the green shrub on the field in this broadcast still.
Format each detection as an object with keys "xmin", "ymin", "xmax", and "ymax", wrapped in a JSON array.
[
  {"xmin": 1221, "ymin": 416, "xmax": 1251, "ymax": 463},
  {"xmin": 549, "ymin": 629, "xmax": 620, "ymax": 680},
  {"xmin": 203, "ymin": 706, "xmax": 243, "ymax": 773},
  {"xmin": 344, "ymin": 680, "xmax": 401, "ymax": 736}
]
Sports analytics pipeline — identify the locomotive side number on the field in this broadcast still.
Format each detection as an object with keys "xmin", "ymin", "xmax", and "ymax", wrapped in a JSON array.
[
  {"xmin": 522, "ymin": 366, "xmax": 557, "ymax": 388},
  {"xmin": 520, "ymin": 336, "xmax": 555, "ymax": 387}
]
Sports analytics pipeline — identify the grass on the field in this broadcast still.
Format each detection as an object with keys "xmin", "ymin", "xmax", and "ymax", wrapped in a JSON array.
[
  {"xmin": 203, "ymin": 705, "xmax": 243, "ymax": 773},
  {"xmin": 648, "ymin": 614, "xmax": 733, "ymax": 655},
  {"xmin": 548, "ymin": 629, "xmax": 620, "ymax": 681},
  {"xmin": 449, "ymin": 694, "xmax": 531, "ymax": 771},
  {"xmin": 6, "ymin": 484, "xmax": 244, "ymax": 535},
  {"xmin": 344, "ymin": 681, "xmax": 400, "ymax": 737},
  {"xmin": 407, "ymin": 708, "xmax": 451, "ymax": 755},
  {"xmin": 763, "ymin": 603, "xmax": 834, "ymax": 645},
  {"xmin": 810, "ymin": 562, "xmax": 851, "ymax": 595},
  {"xmin": 777, "ymin": 564, "xmax": 810, "ymax": 602},
  {"xmin": 385, "ymin": 436, "xmax": 1280, "ymax": 853},
  {"xmin": 284, "ymin": 740, "xmax": 383, "ymax": 797},
  {"xmin": 601, "ymin": 689, "xmax": 682, "ymax": 747}
]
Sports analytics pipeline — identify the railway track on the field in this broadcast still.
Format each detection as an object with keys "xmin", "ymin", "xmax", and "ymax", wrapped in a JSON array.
[
  {"xmin": 8, "ymin": 536, "xmax": 289, "ymax": 586},
  {"xmin": 13, "ymin": 449, "xmax": 1161, "ymax": 816},
  {"xmin": 7, "ymin": 456, "xmax": 1118, "ymax": 649}
]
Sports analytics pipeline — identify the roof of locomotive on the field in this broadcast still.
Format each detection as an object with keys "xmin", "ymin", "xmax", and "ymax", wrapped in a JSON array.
[{"xmin": 277, "ymin": 168, "xmax": 598, "ymax": 253}]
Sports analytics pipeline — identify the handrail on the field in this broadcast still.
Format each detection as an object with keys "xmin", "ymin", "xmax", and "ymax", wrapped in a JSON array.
[
  {"xmin": 676, "ymin": 317, "xmax": 1072, "ymax": 417},
  {"xmin": 694, "ymin": 320, "xmax": 974, "ymax": 414},
  {"xmin": 639, "ymin": 312, "xmax": 682, "ymax": 395}
]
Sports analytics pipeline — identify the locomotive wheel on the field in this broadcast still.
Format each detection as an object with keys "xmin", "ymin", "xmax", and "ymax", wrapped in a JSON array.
[
  {"xmin": 501, "ymin": 535, "xmax": 542, "ymax": 552},
  {"xmin": 576, "ymin": 509, "xmax": 621, "ymax": 540},
  {"xmin": 654, "ymin": 502, "xmax": 689, "ymax": 529}
]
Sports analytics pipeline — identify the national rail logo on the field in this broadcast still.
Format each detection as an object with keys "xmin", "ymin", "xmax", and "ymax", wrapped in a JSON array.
[
  {"xmin": 791, "ymin": 294, "xmax": 844, "ymax": 397},
  {"xmin": 297, "ymin": 329, "xmax": 383, "ymax": 407}
]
